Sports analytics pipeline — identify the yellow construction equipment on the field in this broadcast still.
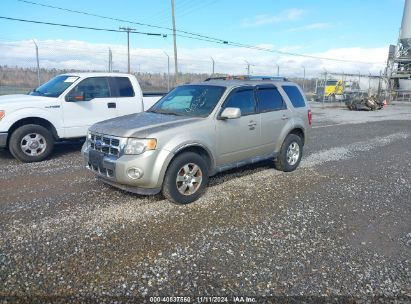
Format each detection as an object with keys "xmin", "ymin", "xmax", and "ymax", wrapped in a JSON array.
[
  {"xmin": 324, "ymin": 79, "xmax": 344, "ymax": 101},
  {"xmin": 315, "ymin": 79, "xmax": 360, "ymax": 102}
]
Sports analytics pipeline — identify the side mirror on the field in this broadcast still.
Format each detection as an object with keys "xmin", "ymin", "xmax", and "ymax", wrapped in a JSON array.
[
  {"xmin": 66, "ymin": 91, "xmax": 85, "ymax": 102},
  {"xmin": 220, "ymin": 107, "xmax": 241, "ymax": 119}
]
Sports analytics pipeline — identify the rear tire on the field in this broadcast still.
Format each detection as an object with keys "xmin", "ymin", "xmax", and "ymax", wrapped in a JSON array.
[
  {"xmin": 162, "ymin": 152, "xmax": 209, "ymax": 204},
  {"xmin": 274, "ymin": 134, "xmax": 303, "ymax": 172},
  {"xmin": 9, "ymin": 124, "xmax": 54, "ymax": 163}
]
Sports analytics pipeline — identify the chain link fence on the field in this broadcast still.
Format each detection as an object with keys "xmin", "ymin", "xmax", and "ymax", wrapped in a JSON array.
[{"xmin": 0, "ymin": 40, "xmax": 389, "ymax": 100}]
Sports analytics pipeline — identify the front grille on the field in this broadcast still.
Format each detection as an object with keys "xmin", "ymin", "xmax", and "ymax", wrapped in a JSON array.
[
  {"xmin": 88, "ymin": 163, "xmax": 115, "ymax": 178},
  {"xmin": 89, "ymin": 132, "xmax": 122, "ymax": 157}
]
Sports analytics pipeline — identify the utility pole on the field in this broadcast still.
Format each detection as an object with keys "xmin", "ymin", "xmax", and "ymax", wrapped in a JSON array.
[
  {"xmin": 108, "ymin": 48, "xmax": 113, "ymax": 72},
  {"xmin": 245, "ymin": 60, "xmax": 250, "ymax": 76},
  {"xmin": 322, "ymin": 70, "xmax": 327, "ymax": 107},
  {"xmin": 302, "ymin": 66, "xmax": 306, "ymax": 91},
  {"xmin": 358, "ymin": 71, "xmax": 361, "ymax": 97},
  {"xmin": 211, "ymin": 57, "xmax": 215, "ymax": 76},
  {"xmin": 276, "ymin": 64, "xmax": 280, "ymax": 76},
  {"xmin": 377, "ymin": 70, "xmax": 382, "ymax": 98},
  {"xmin": 368, "ymin": 72, "xmax": 371, "ymax": 95},
  {"xmin": 164, "ymin": 51, "xmax": 170, "ymax": 92},
  {"xmin": 32, "ymin": 40, "xmax": 40, "ymax": 87},
  {"xmin": 119, "ymin": 27, "xmax": 136, "ymax": 73},
  {"xmin": 171, "ymin": 0, "xmax": 179, "ymax": 84}
]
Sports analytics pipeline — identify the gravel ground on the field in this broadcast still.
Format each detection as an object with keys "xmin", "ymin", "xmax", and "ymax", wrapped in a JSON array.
[
  {"xmin": 310, "ymin": 101, "xmax": 411, "ymax": 127},
  {"xmin": 0, "ymin": 103, "xmax": 410, "ymax": 303}
]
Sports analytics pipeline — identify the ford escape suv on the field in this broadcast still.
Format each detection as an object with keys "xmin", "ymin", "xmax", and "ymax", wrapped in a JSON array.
[{"xmin": 82, "ymin": 76, "xmax": 312, "ymax": 204}]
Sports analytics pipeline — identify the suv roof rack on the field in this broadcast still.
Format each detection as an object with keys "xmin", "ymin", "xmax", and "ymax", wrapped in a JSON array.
[{"xmin": 204, "ymin": 75, "xmax": 288, "ymax": 82}]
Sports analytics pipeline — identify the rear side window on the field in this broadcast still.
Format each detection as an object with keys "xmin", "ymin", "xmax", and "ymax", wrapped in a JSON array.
[
  {"xmin": 282, "ymin": 85, "xmax": 306, "ymax": 108},
  {"xmin": 256, "ymin": 87, "xmax": 285, "ymax": 112},
  {"xmin": 223, "ymin": 88, "xmax": 255, "ymax": 116},
  {"xmin": 114, "ymin": 77, "xmax": 135, "ymax": 97}
]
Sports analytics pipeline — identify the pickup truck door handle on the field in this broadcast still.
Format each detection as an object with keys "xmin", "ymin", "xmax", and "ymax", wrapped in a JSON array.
[
  {"xmin": 281, "ymin": 115, "xmax": 289, "ymax": 120},
  {"xmin": 107, "ymin": 102, "xmax": 116, "ymax": 109}
]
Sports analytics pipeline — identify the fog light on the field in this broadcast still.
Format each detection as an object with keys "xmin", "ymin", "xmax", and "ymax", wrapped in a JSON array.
[{"xmin": 127, "ymin": 167, "xmax": 143, "ymax": 179}]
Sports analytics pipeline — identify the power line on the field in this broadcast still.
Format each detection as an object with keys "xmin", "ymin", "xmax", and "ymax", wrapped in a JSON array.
[
  {"xmin": 176, "ymin": 0, "xmax": 219, "ymax": 19},
  {"xmin": 0, "ymin": 16, "xmax": 166, "ymax": 36},
  {"xmin": 10, "ymin": 0, "xmax": 385, "ymax": 64},
  {"xmin": 15, "ymin": 0, "xmax": 224, "ymax": 43},
  {"xmin": 216, "ymin": 41, "xmax": 383, "ymax": 65},
  {"xmin": 141, "ymin": 0, "xmax": 191, "ymax": 24}
]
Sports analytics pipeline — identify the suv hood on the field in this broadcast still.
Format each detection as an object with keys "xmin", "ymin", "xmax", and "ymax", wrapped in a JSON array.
[
  {"xmin": 0, "ymin": 94, "xmax": 57, "ymax": 107},
  {"xmin": 90, "ymin": 111, "xmax": 202, "ymax": 138}
]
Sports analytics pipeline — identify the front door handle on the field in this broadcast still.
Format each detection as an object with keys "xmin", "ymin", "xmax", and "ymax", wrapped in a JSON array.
[{"xmin": 107, "ymin": 102, "xmax": 116, "ymax": 109}]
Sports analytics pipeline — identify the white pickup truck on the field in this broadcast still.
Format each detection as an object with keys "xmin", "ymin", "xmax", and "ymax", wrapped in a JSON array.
[{"xmin": 0, "ymin": 73, "xmax": 162, "ymax": 162}]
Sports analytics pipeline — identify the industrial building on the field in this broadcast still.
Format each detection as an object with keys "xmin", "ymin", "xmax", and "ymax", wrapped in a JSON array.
[{"xmin": 388, "ymin": 0, "xmax": 411, "ymax": 96}]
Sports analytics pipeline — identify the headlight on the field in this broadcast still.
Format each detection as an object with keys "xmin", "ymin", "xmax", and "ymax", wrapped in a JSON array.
[
  {"xmin": 85, "ymin": 131, "xmax": 92, "ymax": 149},
  {"xmin": 124, "ymin": 138, "xmax": 157, "ymax": 155},
  {"xmin": 0, "ymin": 110, "xmax": 4, "ymax": 120}
]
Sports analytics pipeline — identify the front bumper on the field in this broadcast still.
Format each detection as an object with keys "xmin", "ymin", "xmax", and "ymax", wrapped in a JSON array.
[
  {"xmin": 96, "ymin": 175, "xmax": 160, "ymax": 195},
  {"xmin": 0, "ymin": 132, "xmax": 8, "ymax": 148},
  {"xmin": 82, "ymin": 143, "xmax": 173, "ymax": 196}
]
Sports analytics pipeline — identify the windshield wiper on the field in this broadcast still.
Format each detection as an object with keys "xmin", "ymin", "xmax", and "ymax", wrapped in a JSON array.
[
  {"xmin": 164, "ymin": 111, "xmax": 184, "ymax": 116},
  {"xmin": 31, "ymin": 89, "xmax": 44, "ymax": 96},
  {"xmin": 147, "ymin": 109, "xmax": 183, "ymax": 116}
]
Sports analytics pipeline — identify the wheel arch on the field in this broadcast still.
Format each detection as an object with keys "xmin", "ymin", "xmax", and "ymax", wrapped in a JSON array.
[
  {"xmin": 8, "ymin": 117, "xmax": 58, "ymax": 145},
  {"xmin": 172, "ymin": 144, "xmax": 214, "ymax": 172},
  {"xmin": 288, "ymin": 127, "xmax": 305, "ymax": 145},
  {"xmin": 160, "ymin": 143, "xmax": 215, "ymax": 185}
]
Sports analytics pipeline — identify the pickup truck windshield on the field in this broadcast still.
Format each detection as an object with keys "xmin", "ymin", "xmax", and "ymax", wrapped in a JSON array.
[
  {"xmin": 30, "ymin": 75, "xmax": 79, "ymax": 97},
  {"xmin": 148, "ymin": 85, "xmax": 226, "ymax": 117}
]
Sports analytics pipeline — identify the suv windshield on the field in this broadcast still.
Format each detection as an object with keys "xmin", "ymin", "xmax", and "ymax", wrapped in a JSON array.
[
  {"xmin": 30, "ymin": 75, "xmax": 79, "ymax": 97},
  {"xmin": 149, "ymin": 85, "xmax": 226, "ymax": 117}
]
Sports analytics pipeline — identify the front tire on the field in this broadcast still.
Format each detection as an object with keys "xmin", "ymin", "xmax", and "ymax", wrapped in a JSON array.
[
  {"xmin": 9, "ymin": 124, "xmax": 54, "ymax": 163},
  {"xmin": 162, "ymin": 152, "xmax": 209, "ymax": 204},
  {"xmin": 274, "ymin": 134, "xmax": 303, "ymax": 172}
]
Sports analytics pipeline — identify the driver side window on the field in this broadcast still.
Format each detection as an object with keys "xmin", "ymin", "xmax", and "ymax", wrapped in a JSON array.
[{"xmin": 72, "ymin": 77, "xmax": 110, "ymax": 101}]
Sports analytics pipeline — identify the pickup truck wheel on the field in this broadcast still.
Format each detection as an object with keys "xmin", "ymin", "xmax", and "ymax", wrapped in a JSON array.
[
  {"xmin": 9, "ymin": 124, "xmax": 54, "ymax": 163},
  {"xmin": 162, "ymin": 152, "xmax": 209, "ymax": 204},
  {"xmin": 274, "ymin": 134, "xmax": 303, "ymax": 172}
]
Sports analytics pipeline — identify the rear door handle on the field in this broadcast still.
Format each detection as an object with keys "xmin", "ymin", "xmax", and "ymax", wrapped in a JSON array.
[
  {"xmin": 281, "ymin": 115, "xmax": 289, "ymax": 120},
  {"xmin": 107, "ymin": 102, "xmax": 116, "ymax": 109},
  {"xmin": 248, "ymin": 120, "xmax": 257, "ymax": 130}
]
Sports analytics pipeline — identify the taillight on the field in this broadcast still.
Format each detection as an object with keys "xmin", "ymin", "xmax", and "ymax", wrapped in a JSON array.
[{"xmin": 308, "ymin": 110, "xmax": 312, "ymax": 126}]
